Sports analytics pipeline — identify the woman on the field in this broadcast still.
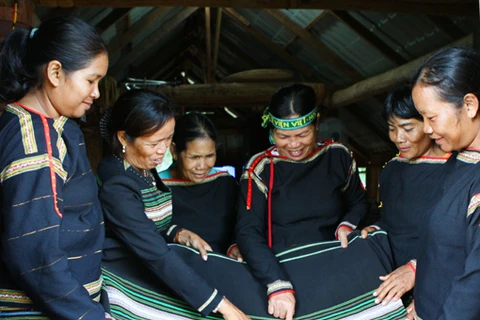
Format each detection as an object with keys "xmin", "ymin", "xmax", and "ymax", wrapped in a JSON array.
[
  {"xmin": 236, "ymin": 84, "xmax": 404, "ymax": 319},
  {"xmin": 97, "ymin": 89, "xmax": 249, "ymax": 319},
  {"xmin": 0, "ymin": 17, "xmax": 110, "ymax": 318},
  {"xmin": 158, "ymin": 112, "xmax": 240, "ymax": 257},
  {"xmin": 361, "ymin": 84, "xmax": 449, "ymax": 308},
  {"xmin": 409, "ymin": 46, "xmax": 480, "ymax": 319}
]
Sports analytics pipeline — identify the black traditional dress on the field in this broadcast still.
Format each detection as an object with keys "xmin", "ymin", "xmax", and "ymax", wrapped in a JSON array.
[
  {"xmin": 375, "ymin": 154, "xmax": 450, "ymax": 267},
  {"xmin": 159, "ymin": 168, "xmax": 237, "ymax": 253},
  {"xmin": 97, "ymin": 155, "xmax": 223, "ymax": 319},
  {"xmin": 233, "ymin": 141, "xmax": 406, "ymax": 318},
  {"xmin": 0, "ymin": 103, "xmax": 106, "ymax": 319},
  {"xmin": 415, "ymin": 150, "xmax": 480, "ymax": 319}
]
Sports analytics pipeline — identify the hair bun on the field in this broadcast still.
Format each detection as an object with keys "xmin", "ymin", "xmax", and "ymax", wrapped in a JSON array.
[{"xmin": 99, "ymin": 108, "xmax": 113, "ymax": 144}]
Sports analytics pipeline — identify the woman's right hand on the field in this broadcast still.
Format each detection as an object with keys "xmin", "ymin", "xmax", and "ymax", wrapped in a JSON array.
[
  {"xmin": 175, "ymin": 229, "xmax": 212, "ymax": 261},
  {"xmin": 217, "ymin": 297, "xmax": 251, "ymax": 320},
  {"xmin": 361, "ymin": 226, "xmax": 378, "ymax": 239},
  {"xmin": 268, "ymin": 292, "xmax": 295, "ymax": 320}
]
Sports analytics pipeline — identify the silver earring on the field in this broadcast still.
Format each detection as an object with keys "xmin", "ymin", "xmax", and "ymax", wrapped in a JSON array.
[{"xmin": 122, "ymin": 145, "xmax": 126, "ymax": 153}]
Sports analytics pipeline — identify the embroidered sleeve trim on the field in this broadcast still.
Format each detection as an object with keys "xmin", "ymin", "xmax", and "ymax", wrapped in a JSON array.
[
  {"xmin": 267, "ymin": 280, "xmax": 293, "ymax": 296},
  {"xmin": 198, "ymin": 289, "xmax": 218, "ymax": 313},
  {"xmin": 467, "ymin": 193, "xmax": 480, "ymax": 217}
]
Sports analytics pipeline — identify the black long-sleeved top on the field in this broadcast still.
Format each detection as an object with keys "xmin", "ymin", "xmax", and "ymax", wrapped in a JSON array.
[
  {"xmin": 98, "ymin": 155, "xmax": 222, "ymax": 316},
  {"xmin": 160, "ymin": 169, "xmax": 238, "ymax": 253},
  {"xmin": 236, "ymin": 141, "xmax": 367, "ymax": 295},
  {"xmin": 375, "ymin": 154, "xmax": 449, "ymax": 267},
  {"xmin": 415, "ymin": 150, "xmax": 480, "ymax": 319},
  {"xmin": 0, "ymin": 103, "xmax": 106, "ymax": 319}
]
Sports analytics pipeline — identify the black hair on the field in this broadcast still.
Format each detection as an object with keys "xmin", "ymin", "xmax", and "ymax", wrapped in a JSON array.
[
  {"xmin": 104, "ymin": 89, "xmax": 175, "ymax": 156},
  {"xmin": 0, "ymin": 16, "xmax": 106, "ymax": 104},
  {"xmin": 383, "ymin": 84, "xmax": 421, "ymax": 121},
  {"xmin": 173, "ymin": 112, "xmax": 217, "ymax": 154},
  {"xmin": 412, "ymin": 46, "xmax": 480, "ymax": 109},
  {"xmin": 268, "ymin": 83, "xmax": 317, "ymax": 120}
]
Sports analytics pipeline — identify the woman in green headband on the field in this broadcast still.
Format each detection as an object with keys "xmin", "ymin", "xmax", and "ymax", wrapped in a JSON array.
[{"xmin": 235, "ymin": 84, "xmax": 403, "ymax": 320}]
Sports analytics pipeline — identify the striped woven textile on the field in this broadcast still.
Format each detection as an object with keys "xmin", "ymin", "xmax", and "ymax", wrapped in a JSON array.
[{"xmin": 103, "ymin": 231, "xmax": 407, "ymax": 319}]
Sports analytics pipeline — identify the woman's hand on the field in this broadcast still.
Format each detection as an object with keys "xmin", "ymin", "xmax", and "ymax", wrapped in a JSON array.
[
  {"xmin": 373, "ymin": 264, "xmax": 415, "ymax": 305},
  {"xmin": 217, "ymin": 297, "xmax": 251, "ymax": 320},
  {"xmin": 337, "ymin": 226, "xmax": 352, "ymax": 248},
  {"xmin": 360, "ymin": 226, "xmax": 378, "ymax": 239},
  {"xmin": 175, "ymin": 229, "xmax": 212, "ymax": 261},
  {"xmin": 228, "ymin": 245, "xmax": 244, "ymax": 262},
  {"xmin": 405, "ymin": 300, "xmax": 417, "ymax": 320},
  {"xmin": 268, "ymin": 292, "xmax": 295, "ymax": 320}
]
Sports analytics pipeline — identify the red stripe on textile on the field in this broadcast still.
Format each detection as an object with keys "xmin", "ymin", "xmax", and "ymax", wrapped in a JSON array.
[
  {"xmin": 40, "ymin": 115, "xmax": 62, "ymax": 218},
  {"xmin": 267, "ymin": 157, "xmax": 274, "ymax": 248},
  {"xmin": 246, "ymin": 152, "xmax": 269, "ymax": 210}
]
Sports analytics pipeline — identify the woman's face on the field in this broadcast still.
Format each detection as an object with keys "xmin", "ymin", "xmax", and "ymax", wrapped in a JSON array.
[
  {"xmin": 273, "ymin": 123, "xmax": 317, "ymax": 160},
  {"xmin": 121, "ymin": 118, "xmax": 175, "ymax": 171},
  {"xmin": 175, "ymin": 138, "xmax": 217, "ymax": 183},
  {"xmin": 388, "ymin": 115, "xmax": 433, "ymax": 159},
  {"xmin": 51, "ymin": 52, "xmax": 109, "ymax": 118},
  {"xmin": 412, "ymin": 84, "xmax": 475, "ymax": 152}
]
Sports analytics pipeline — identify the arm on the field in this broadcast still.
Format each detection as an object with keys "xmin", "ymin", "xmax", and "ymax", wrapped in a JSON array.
[
  {"xmin": 236, "ymin": 178, "xmax": 292, "ymax": 292},
  {"xmin": 438, "ymin": 193, "xmax": 480, "ymax": 320},
  {"xmin": 1, "ymin": 158, "xmax": 105, "ymax": 319},
  {"xmin": 338, "ymin": 153, "xmax": 368, "ymax": 228},
  {"xmin": 236, "ymin": 175, "xmax": 296, "ymax": 320},
  {"xmin": 99, "ymin": 175, "xmax": 222, "ymax": 315}
]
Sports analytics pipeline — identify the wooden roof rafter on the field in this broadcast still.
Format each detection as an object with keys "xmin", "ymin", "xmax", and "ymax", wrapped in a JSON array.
[
  {"xmin": 330, "ymin": 10, "xmax": 407, "ymax": 66},
  {"xmin": 96, "ymin": 7, "xmax": 131, "ymax": 33},
  {"xmin": 265, "ymin": 9, "xmax": 364, "ymax": 82},
  {"xmin": 106, "ymin": 6, "xmax": 173, "ymax": 56},
  {"xmin": 109, "ymin": 7, "xmax": 199, "ymax": 79},
  {"xmin": 28, "ymin": 1, "xmax": 479, "ymax": 16},
  {"xmin": 223, "ymin": 8, "xmax": 317, "ymax": 80}
]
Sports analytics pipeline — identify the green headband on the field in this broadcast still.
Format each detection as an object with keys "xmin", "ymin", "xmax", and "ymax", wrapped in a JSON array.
[{"xmin": 261, "ymin": 108, "xmax": 317, "ymax": 130}]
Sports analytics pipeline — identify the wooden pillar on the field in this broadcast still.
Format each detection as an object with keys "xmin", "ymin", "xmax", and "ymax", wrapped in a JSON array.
[
  {"xmin": 366, "ymin": 164, "xmax": 381, "ymax": 203},
  {"xmin": 361, "ymin": 163, "xmax": 382, "ymax": 227},
  {"xmin": 0, "ymin": 1, "xmax": 34, "ymax": 41}
]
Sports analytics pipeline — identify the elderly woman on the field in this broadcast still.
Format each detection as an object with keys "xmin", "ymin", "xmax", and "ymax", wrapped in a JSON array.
[
  {"xmin": 361, "ymin": 84, "xmax": 449, "ymax": 310},
  {"xmin": 158, "ymin": 112, "xmax": 240, "ymax": 258},
  {"xmin": 97, "ymin": 89, "xmax": 249, "ymax": 319},
  {"xmin": 0, "ymin": 17, "xmax": 110, "ymax": 319},
  {"xmin": 408, "ymin": 47, "xmax": 480, "ymax": 319}
]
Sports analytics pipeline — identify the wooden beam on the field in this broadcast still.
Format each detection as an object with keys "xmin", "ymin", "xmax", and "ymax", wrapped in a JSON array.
[
  {"xmin": 96, "ymin": 8, "xmax": 131, "ymax": 33},
  {"xmin": 427, "ymin": 16, "xmax": 465, "ymax": 41},
  {"xmin": 284, "ymin": 11, "xmax": 328, "ymax": 49},
  {"xmin": 223, "ymin": 8, "xmax": 317, "ymax": 80},
  {"xmin": 266, "ymin": 9, "xmax": 363, "ymax": 82},
  {"xmin": 109, "ymin": 7, "xmax": 198, "ymax": 78},
  {"xmin": 212, "ymin": 8, "xmax": 222, "ymax": 83},
  {"xmin": 205, "ymin": 7, "xmax": 212, "ymax": 83},
  {"xmin": 327, "ymin": 34, "xmax": 473, "ymax": 108},
  {"xmin": 155, "ymin": 82, "xmax": 326, "ymax": 107},
  {"xmin": 30, "ymin": 1, "xmax": 478, "ymax": 16},
  {"xmin": 330, "ymin": 10, "xmax": 407, "ymax": 65},
  {"xmin": 106, "ymin": 6, "xmax": 172, "ymax": 55}
]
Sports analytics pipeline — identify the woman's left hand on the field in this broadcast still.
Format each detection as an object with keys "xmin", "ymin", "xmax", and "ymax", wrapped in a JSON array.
[
  {"xmin": 337, "ymin": 227, "xmax": 352, "ymax": 248},
  {"xmin": 228, "ymin": 245, "xmax": 244, "ymax": 262},
  {"xmin": 176, "ymin": 229, "xmax": 212, "ymax": 261},
  {"xmin": 405, "ymin": 300, "xmax": 417, "ymax": 320},
  {"xmin": 373, "ymin": 264, "xmax": 415, "ymax": 305}
]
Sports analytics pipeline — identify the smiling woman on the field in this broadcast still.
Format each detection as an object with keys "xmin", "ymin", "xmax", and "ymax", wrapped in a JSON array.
[
  {"xmin": 159, "ymin": 112, "xmax": 239, "ymax": 255},
  {"xmin": 235, "ymin": 83, "xmax": 403, "ymax": 319},
  {"xmin": 97, "ymin": 89, "xmax": 249, "ymax": 320},
  {"xmin": 0, "ymin": 16, "xmax": 110, "ymax": 319},
  {"xmin": 408, "ymin": 46, "xmax": 480, "ymax": 319}
]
